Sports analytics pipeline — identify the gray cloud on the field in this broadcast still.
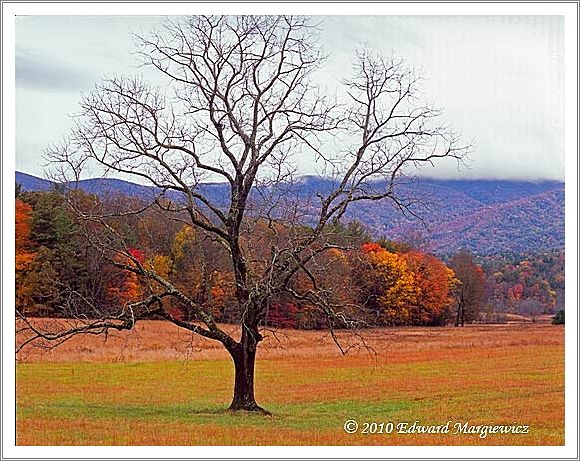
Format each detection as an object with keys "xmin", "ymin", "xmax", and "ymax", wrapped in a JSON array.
[
  {"xmin": 16, "ymin": 47, "xmax": 90, "ymax": 92},
  {"xmin": 14, "ymin": 15, "xmax": 565, "ymax": 181}
]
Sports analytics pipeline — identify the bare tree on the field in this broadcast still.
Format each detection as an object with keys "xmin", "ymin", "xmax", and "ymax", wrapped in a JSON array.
[
  {"xmin": 18, "ymin": 15, "xmax": 470, "ymax": 412},
  {"xmin": 519, "ymin": 298, "xmax": 544, "ymax": 323},
  {"xmin": 450, "ymin": 250, "xmax": 486, "ymax": 326}
]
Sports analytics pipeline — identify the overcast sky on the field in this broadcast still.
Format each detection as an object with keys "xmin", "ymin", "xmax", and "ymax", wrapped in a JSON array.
[{"xmin": 15, "ymin": 15, "xmax": 564, "ymax": 181}]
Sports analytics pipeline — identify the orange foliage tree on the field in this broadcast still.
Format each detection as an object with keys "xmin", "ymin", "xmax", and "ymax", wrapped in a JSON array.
[
  {"xmin": 15, "ymin": 200, "xmax": 36, "ymax": 271},
  {"xmin": 15, "ymin": 200, "xmax": 37, "ymax": 310},
  {"xmin": 355, "ymin": 243, "xmax": 456, "ymax": 326},
  {"xmin": 107, "ymin": 248, "xmax": 144, "ymax": 305},
  {"xmin": 402, "ymin": 251, "xmax": 458, "ymax": 325}
]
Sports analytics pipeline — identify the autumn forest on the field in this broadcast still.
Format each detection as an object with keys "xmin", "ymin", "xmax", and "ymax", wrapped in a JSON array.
[{"xmin": 15, "ymin": 186, "xmax": 564, "ymax": 330}]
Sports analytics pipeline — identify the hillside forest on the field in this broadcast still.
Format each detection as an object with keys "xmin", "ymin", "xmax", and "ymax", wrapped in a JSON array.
[{"xmin": 15, "ymin": 186, "xmax": 564, "ymax": 328}]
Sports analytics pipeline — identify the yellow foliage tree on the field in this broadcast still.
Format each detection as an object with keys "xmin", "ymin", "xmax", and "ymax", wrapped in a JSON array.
[
  {"xmin": 360, "ymin": 243, "xmax": 419, "ymax": 325},
  {"xmin": 172, "ymin": 225, "xmax": 195, "ymax": 264},
  {"xmin": 146, "ymin": 254, "xmax": 173, "ymax": 279}
]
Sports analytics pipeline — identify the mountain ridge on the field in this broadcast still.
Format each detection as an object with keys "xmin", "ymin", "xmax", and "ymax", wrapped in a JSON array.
[{"xmin": 15, "ymin": 171, "xmax": 564, "ymax": 256}]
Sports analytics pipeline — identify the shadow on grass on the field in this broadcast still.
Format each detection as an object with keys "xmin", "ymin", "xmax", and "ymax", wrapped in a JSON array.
[
  {"xmin": 20, "ymin": 398, "xmax": 416, "ymax": 432},
  {"xmin": 20, "ymin": 399, "xmax": 275, "ymax": 426}
]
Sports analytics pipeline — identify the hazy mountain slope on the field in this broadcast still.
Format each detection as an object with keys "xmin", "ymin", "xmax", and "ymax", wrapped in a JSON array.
[
  {"xmin": 16, "ymin": 171, "xmax": 564, "ymax": 255},
  {"xmin": 391, "ymin": 187, "xmax": 565, "ymax": 255},
  {"xmin": 425, "ymin": 179, "xmax": 563, "ymax": 205}
]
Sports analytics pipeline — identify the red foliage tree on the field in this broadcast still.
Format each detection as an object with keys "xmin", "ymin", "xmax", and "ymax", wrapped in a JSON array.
[{"xmin": 267, "ymin": 302, "xmax": 299, "ymax": 329}]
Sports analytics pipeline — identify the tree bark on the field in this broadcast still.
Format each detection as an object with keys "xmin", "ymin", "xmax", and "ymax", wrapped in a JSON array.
[{"xmin": 227, "ymin": 330, "xmax": 268, "ymax": 413}]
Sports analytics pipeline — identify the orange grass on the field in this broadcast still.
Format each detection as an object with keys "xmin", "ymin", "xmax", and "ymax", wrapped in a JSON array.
[{"xmin": 16, "ymin": 322, "xmax": 564, "ymax": 445}]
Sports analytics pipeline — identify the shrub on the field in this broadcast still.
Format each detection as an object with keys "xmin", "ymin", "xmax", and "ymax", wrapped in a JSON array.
[{"xmin": 552, "ymin": 310, "xmax": 565, "ymax": 325}]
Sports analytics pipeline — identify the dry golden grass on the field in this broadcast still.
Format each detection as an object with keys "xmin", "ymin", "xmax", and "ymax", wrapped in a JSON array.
[
  {"xmin": 16, "ymin": 321, "xmax": 564, "ymax": 446},
  {"xmin": 17, "ymin": 319, "xmax": 561, "ymax": 362}
]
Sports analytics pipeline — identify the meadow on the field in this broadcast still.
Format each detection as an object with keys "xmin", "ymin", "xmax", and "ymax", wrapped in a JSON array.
[{"xmin": 16, "ymin": 321, "xmax": 564, "ymax": 445}]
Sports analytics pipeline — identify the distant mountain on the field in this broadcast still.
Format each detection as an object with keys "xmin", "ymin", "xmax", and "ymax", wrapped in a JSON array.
[
  {"xmin": 68, "ymin": 177, "xmax": 166, "ymax": 201},
  {"xmin": 15, "ymin": 172, "xmax": 54, "ymax": 191},
  {"xmin": 390, "ymin": 187, "xmax": 565, "ymax": 255},
  {"xmin": 424, "ymin": 179, "xmax": 562, "ymax": 205},
  {"xmin": 16, "ymin": 172, "xmax": 164, "ymax": 200},
  {"xmin": 16, "ymin": 171, "xmax": 564, "ymax": 256}
]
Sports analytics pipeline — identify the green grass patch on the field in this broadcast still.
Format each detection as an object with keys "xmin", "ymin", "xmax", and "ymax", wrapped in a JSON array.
[{"xmin": 16, "ymin": 342, "xmax": 564, "ymax": 445}]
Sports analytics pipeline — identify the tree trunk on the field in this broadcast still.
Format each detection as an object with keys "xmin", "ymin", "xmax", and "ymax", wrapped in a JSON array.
[
  {"xmin": 461, "ymin": 303, "xmax": 465, "ymax": 327},
  {"xmin": 227, "ymin": 330, "xmax": 268, "ymax": 413}
]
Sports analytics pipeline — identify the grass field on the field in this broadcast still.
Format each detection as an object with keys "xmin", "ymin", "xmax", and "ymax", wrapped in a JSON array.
[{"xmin": 16, "ymin": 321, "xmax": 564, "ymax": 445}]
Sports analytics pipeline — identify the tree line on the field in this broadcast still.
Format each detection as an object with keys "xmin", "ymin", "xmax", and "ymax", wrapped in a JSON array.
[
  {"xmin": 16, "ymin": 187, "xmax": 488, "ymax": 329},
  {"xmin": 479, "ymin": 251, "xmax": 564, "ymax": 321},
  {"xmin": 17, "ymin": 185, "xmax": 564, "ymax": 330}
]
